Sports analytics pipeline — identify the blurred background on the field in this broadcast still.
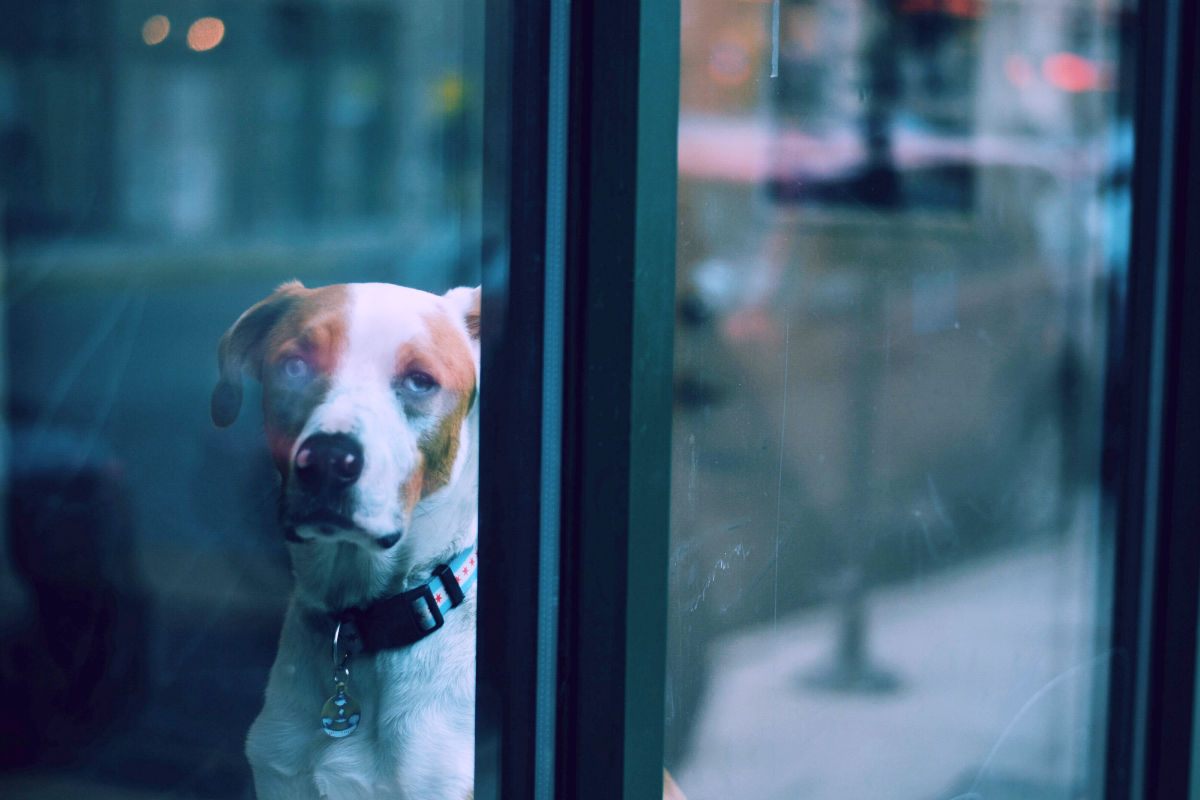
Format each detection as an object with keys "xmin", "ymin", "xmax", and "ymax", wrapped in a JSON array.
[
  {"xmin": 0, "ymin": 1, "xmax": 482, "ymax": 796},
  {"xmin": 665, "ymin": 0, "xmax": 1132, "ymax": 798}
]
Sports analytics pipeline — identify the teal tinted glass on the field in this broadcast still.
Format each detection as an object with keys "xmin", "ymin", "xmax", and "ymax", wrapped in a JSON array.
[
  {"xmin": 0, "ymin": 1, "xmax": 482, "ymax": 794},
  {"xmin": 667, "ymin": 1, "xmax": 1131, "ymax": 797}
]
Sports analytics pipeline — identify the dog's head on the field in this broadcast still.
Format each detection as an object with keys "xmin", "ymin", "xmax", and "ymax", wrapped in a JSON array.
[{"xmin": 212, "ymin": 282, "xmax": 480, "ymax": 556}]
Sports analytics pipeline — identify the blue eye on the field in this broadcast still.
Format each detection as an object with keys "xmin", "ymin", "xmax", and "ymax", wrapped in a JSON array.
[
  {"xmin": 282, "ymin": 356, "xmax": 311, "ymax": 381},
  {"xmin": 400, "ymin": 371, "xmax": 439, "ymax": 394}
]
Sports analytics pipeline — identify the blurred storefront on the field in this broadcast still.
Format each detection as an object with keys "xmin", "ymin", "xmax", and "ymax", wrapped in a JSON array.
[
  {"xmin": 667, "ymin": 1, "xmax": 1133, "ymax": 796},
  {"xmin": 2, "ymin": 0, "xmax": 481, "ymax": 276}
]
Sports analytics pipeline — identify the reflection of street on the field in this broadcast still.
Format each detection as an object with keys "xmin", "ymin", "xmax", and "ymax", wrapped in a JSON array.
[
  {"xmin": 672, "ymin": 203, "xmax": 1093, "ymax": 575},
  {"xmin": 679, "ymin": 114, "xmax": 1109, "ymax": 185},
  {"xmin": 667, "ymin": 177, "xmax": 1107, "ymax": 766},
  {"xmin": 669, "ymin": 0, "xmax": 1121, "ymax": 764},
  {"xmin": 675, "ymin": 516, "xmax": 1104, "ymax": 800}
]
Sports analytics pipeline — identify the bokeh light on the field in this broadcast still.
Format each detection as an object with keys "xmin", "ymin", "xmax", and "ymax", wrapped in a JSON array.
[
  {"xmin": 141, "ymin": 15, "xmax": 170, "ymax": 46},
  {"xmin": 1043, "ymin": 52, "xmax": 1100, "ymax": 93},
  {"xmin": 707, "ymin": 40, "xmax": 752, "ymax": 87},
  {"xmin": 435, "ymin": 75, "xmax": 465, "ymax": 116},
  {"xmin": 1004, "ymin": 54, "xmax": 1035, "ymax": 89},
  {"xmin": 187, "ymin": 17, "xmax": 225, "ymax": 52}
]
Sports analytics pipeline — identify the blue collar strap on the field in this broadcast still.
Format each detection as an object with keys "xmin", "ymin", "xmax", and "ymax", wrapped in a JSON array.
[{"xmin": 335, "ymin": 543, "xmax": 477, "ymax": 654}]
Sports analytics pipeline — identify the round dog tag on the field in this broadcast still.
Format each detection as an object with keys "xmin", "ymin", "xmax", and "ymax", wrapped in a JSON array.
[{"xmin": 321, "ymin": 682, "xmax": 361, "ymax": 738}]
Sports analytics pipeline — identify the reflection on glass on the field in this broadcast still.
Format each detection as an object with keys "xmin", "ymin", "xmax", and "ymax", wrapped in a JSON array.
[
  {"xmin": 142, "ymin": 15, "xmax": 171, "ymax": 47},
  {"xmin": 667, "ymin": 1, "xmax": 1131, "ymax": 798},
  {"xmin": 0, "ymin": 1, "xmax": 482, "ymax": 795},
  {"xmin": 185, "ymin": 18, "xmax": 226, "ymax": 53}
]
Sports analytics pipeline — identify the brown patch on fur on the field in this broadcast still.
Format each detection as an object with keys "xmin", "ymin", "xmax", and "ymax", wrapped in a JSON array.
[
  {"xmin": 262, "ymin": 284, "xmax": 351, "ymax": 379},
  {"xmin": 423, "ymin": 311, "xmax": 478, "ymax": 395},
  {"xmin": 391, "ymin": 311, "xmax": 477, "ymax": 500},
  {"xmin": 212, "ymin": 281, "xmax": 310, "ymax": 428},
  {"xmin": 418, "ymin": 312, "xmax": 476, "ymax": 497},
  {"xmin": 256, "ymin": 284, "xmax": 351, "ymax": 472},
  {"xmin": 401, "ymin": 469, "xmax": 424, "ymax": 515},
  {"xmin": 417, "ymin": 385, "xmax": 474, "ymax": 497}
]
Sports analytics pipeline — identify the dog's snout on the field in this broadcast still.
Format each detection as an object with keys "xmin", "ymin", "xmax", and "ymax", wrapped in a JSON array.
[{"xmin": 294, "ymin": 433, "xmax": 364, "ymax": 495}]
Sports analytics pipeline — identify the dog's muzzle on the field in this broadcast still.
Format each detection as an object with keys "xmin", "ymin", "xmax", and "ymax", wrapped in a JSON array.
[
  {"xmin": 295, "ymin": 432, "xmax": 364, "ymax": 496},
  {"xmin": 286, "ymin": 432, "xmax": 402, "ymax": 550}
]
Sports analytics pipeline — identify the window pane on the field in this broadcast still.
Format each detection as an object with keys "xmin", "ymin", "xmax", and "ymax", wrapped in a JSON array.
[
  {"xmin": 667, "ymin": 1, "xmax": 1131, "ymax": 797},
  {"xmin": 1, "ymin": 1, "xmax": 482, "ymax": 795}
]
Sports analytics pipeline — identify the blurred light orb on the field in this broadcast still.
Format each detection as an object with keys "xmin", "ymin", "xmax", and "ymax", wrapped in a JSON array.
[
  {"xmin": 187, "ymin": 17, "xmax": 225, "ymax": 52},
  {"xmin": 1043, "ymin": 52, "xmax": 1099, "ymax": 93},
  {"xmin": 436, "ymin": 74, "xmax": 465, "ymax": 116},
  {"xmin": 708, "ymin": 41, "xmax": 752, "ymax": 87},
  {"xmin": 142, "ymin": 15, "xmax": 170, "ymax": 46},
  {"xmin": 1003, "ymin": 54, "xmax": 1034, "ymax": 89}
]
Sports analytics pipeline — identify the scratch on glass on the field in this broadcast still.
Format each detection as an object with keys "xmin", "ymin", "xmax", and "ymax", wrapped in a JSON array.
[
  {"xmin": 688, "ymin": 432, "xmax": 697, "ymax": 509},
  {"xmin": 947, "ymin": 650, "xmax": 1113, "ymax": 800},
  {"xmin": 773, "ymin": 322, "xmax": 790, "ymax": 630},
  {"xmin": 770, "ymin": 0, "xmax": 780, "ymax": 78},
  {"xmin": 36, "ymin": 290, "xmax": 147, "ymax": 470},
  {"xmin": 684, "ymin": 543, "xmax": 748, "ymax": 614}
]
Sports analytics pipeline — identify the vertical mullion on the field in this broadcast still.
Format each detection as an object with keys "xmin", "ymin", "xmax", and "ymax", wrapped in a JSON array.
[
  {"xmin": 625, "ymin": 0, "xmax": 679, "ymax": 795},
  {"xmin": 476, "ymin": 0, "xmax": 551, "ymax": 797},
  {"xmin": 557, "ymin": 0, "xmax": 678, "ymax": 798},
  {"xmin": 1103, "ymin": 0, "xmax": 1173, "ymax": 790},
  {"xmin": 536, "ymin": 0, "xmax": 571, "ymax": 797},
  {"xmin": 1105, "ymin": 0, "xmax": 1200, "ymax": 798},
  {"xmin": 1146, "ymin": 1, "xmax": 1200, "ymax": 795}
]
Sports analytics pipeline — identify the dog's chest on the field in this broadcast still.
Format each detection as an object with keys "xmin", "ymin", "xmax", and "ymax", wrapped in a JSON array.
[
  {"xmin": 250, "ymin": 603, "xmax": 476, "ymax": 800},
  {"xmin": 314, "ymin": 646, "xmax": 474, "ymax": 798}
]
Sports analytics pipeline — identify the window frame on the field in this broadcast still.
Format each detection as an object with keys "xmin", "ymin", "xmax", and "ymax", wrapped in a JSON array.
[
  {"xmin": 1104, "ymin": 1, "xmax": 1200, "ymax": 799},
  {"xmin": 477, "ymin": 0, "xmax": 677, "ymax": 798},
  {"xmin": 479, "ymin": 0, "xmax": 1200, "ymax": 798}
]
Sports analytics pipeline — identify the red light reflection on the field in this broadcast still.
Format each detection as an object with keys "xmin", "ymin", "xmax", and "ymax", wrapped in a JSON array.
[{"xmin": 1042, "ymin": 52, "xmax": 1100, "ymax": 93}]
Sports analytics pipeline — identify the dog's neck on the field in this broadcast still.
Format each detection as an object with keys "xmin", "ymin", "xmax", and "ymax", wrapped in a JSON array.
[{"xmin": 287, "ymin": 412, "xmax": 479, "ymax": 615}]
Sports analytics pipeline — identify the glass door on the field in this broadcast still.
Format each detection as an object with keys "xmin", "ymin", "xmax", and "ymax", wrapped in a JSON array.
[
  {"xmin": 666, "ymin": 1, "xmax": 1137, "ymax": 798},
  {"xmin": 0, "ymin": 1, "xmax": 485, "ymax": 795}
]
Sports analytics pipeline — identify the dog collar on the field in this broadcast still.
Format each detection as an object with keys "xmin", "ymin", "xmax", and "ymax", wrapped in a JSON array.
[
  {"xmin": 314, "ymin": 545, "xmax": 477, "ymax": 738},
  {"xmin": 334, "ymin": 543, "xmax": 478, "ymax": 655}
]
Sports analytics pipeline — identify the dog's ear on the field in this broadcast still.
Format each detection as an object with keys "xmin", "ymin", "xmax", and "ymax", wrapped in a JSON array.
[
  {"xmin": 443, "ymin": 285, "xmax": 481, "ymax": 341},
  {"xmin": 212, "ymin": 281, "xmax": 307, "ymax": 428}
]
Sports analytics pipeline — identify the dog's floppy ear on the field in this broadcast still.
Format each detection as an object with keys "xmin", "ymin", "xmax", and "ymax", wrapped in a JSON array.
[
  {"xmin": 443, "ymin": 285, "xmax": 481, "ymax": 341},
  {"xmin": 211, "ymin": 281, "xmax": 307, "ymax": 428}
]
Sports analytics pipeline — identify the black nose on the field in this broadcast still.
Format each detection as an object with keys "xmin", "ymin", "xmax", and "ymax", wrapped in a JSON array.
[{"xmin": 294, "ymin": 433, "xmax": 364, "ymax": 495}]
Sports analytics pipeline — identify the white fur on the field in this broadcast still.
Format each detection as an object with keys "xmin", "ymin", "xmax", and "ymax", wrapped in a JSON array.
[{"xmin": 244, "ymin": 283, "xmax": 479, "ymax": 800}]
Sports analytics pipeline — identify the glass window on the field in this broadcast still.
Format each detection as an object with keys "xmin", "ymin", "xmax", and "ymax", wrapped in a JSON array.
[
  {"xmin": 0, "ymin": 1, "xmax": 482, "ymax": 795},
  {"xmin": 667, "ymin": 1, "xmax": 1131, "ymax": 797}
]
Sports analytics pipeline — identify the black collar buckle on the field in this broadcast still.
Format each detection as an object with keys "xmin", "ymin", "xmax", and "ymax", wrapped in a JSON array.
[
  {"xmin": 327, "ymin": 552, "xmax": 475, "ymax": 654},
  {"xmin": 406, "ymin": 582, "xmax": 445, "ymax": 635},
  {"xmin": 433, "ymin": 562, "xmax": 466, "ymax": 607}
]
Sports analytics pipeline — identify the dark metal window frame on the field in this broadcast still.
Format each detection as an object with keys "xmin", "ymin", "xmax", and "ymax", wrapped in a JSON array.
[
  {"xmin": 1105, "ymin": 1, "xmax": 1200, "ymax": 798},
  {"xmin": 478, "ymin": 0, "xmax": 1200, "ymax": 797},
  {"xmin": 477, "ymin": 0, "xmax": 677, "ymax": 798}
]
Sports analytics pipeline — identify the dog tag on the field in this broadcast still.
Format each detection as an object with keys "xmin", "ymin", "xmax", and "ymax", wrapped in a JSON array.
[{"xmin": 321, "ymin": 682, "xmax": 361, "ymax": 738}]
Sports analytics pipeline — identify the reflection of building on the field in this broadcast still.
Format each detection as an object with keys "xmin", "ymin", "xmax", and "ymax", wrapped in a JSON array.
[
  {"xmin": 670, "ymin": 4, "xmax": 1130, "ymax": 792},
  {"xmin": 681, "ymin": 0, "xmax": 1126, "ymax": 140},
  {"xmin": 679, "ymin": 0, "xmax": 1127, "ymax": 228},
  {"xmin": 1, "ymin": 0, "xmax": 480, "ymax": 245}
]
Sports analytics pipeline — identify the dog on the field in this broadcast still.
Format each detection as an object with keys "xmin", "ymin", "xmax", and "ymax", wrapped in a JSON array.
[
  {"xmin": 215, "ymin": 281, "xmax": 685, "ymax": 800},
  {"xmin": 213, "ymin": 281, "xmax": 480, "ymax": 799}
]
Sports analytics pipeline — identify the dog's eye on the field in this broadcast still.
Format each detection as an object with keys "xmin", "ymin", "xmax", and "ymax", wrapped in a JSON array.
[
  {"xmin": 281, "ymin": 356, "xmax": 312, "ymax": 382},
  {"xmin": 400, "ymin": 371, "xmax": 439, "ymax": 395}
]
